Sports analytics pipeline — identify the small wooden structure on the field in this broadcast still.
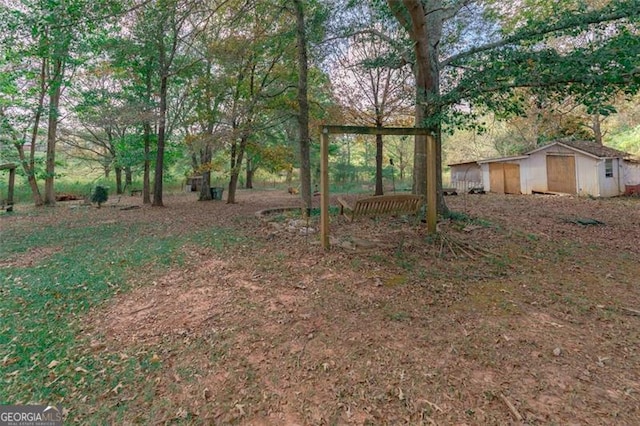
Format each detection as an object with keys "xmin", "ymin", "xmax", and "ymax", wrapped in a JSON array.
[
  {"xmin": 337, "ymin": 194, "xmax": 423, "ymax": 221},
  {"xmin": 319, "ymin": 125, "xmax": 437, "ymax": 250},
  {"xmin": 1, "ymin": 163, "xmax": 16, "ymax": 211},
  {"xmin": 185, "ymin": 175, "xmax": 203, "ymax": 192}
]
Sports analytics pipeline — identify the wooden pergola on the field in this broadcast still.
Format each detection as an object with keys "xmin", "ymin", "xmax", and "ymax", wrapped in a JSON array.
[
  {"xmin": 1, "ymin": 163, "xmax": 17, "ymax": 211},
  {"xmin": 319, "ymin": 125, "xmax": 437, "ymax": 250}
]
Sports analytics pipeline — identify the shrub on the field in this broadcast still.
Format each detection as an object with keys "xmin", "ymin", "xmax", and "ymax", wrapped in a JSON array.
[{"xmin": 91, "ymin": 185, "xmax": 109, "ymax": 208}]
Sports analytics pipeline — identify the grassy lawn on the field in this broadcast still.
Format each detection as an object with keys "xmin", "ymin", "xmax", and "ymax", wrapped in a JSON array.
[{"xmin": 1, "ymin": 205, "xmax": 246, "ymax": 421}]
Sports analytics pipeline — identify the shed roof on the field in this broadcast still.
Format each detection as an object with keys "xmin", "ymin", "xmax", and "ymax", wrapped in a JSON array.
[
  {"xmin": 448, "ymin": 160, "xmax": 480, "ymax": 167},
  {"xmin": 476, "ymin": 155, "xmax": 529, "ymax": 164},
  {"xmin": 526, "ymin": 140, "xmax": 629, "ymax": 159}
]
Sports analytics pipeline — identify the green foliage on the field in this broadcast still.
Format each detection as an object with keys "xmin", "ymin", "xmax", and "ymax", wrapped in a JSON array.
[
  {"xmin": 447, "ymin": 0, "xmax": 640, "ymax": 126},
  {"xmin": 90, "ymin": 185, "xmax": 108, "ymax": 207},
  {"xmin": 608, "ymin": 125, "xmax": 640, "ymax": 155}
]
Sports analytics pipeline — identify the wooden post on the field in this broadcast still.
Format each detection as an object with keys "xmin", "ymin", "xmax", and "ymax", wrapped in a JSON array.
[
  {"xmin": 320, "ymin": 129, "xmax": 330, "ymax": 249},
  {"xmin": 426, "ymin": 134, "xmax": 437, "ymax": 234}
]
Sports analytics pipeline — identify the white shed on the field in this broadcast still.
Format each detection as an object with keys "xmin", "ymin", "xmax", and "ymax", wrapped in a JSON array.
[{"xmin": 478, "ymin": 140, "xmax": 629, "ymax": 197}]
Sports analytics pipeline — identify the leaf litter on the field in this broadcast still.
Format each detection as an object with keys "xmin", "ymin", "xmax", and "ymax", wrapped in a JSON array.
[{"xmin": 3, "ymin": 190, "xmax": 640, "ymax": 424}]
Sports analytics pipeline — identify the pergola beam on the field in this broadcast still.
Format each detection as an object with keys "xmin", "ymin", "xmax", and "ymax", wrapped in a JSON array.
[
  {"xmin": 322, "ymin": 125, "xmax": 434, "ymax": 136},
  {"xmin": 319, "ymin": 126, "xmax": 437, "ymax": 250}
]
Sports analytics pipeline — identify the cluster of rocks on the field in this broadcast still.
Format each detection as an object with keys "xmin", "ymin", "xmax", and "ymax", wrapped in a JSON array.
[{"xmin": 267, "ymin": 219, "xmax": 317, "ymax": 236}]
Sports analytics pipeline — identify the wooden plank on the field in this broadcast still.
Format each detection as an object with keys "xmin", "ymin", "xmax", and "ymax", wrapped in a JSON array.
[
  {"xmin": 489, "ymin": 163, "xmax": 505, "ymax": 194},
  {"xmin": 0, "ymin": 163, "xmax": 17, "ymax": 171},
  {"xmin": 547, "ymin": 155, "xmax": 576, "ymax": 194},
  {"xmin": 340, "ymin": 194, "xmax": 422, "ymax": 220},
  {"xmin": 503, "ymin": 163, "xmax": 521, "ymax": 194}
]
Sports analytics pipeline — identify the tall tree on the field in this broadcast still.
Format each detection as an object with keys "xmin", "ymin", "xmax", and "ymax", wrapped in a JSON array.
[
  {"xmin": 332, "ymin": 13, "xmax": 413, "ymax": 195},
  {"xmin": 0, "ymin": 0, "xmax": 120, "ymax": 206},
  {"xmin": 214, "ymin": 0, "xmax": 297, "ymax": 203},
  {"xmin": 383, "ymin": 0, "xmax": 640, "ymax": 212},
  {"xmin": 292, "ymin": 0, "xmax": 313, "ymax": 210}
]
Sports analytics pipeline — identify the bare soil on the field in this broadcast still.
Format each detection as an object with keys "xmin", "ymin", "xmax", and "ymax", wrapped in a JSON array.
[{"xmin": 15, "ymin": 189, "xmax": 640, "ymax": 424}]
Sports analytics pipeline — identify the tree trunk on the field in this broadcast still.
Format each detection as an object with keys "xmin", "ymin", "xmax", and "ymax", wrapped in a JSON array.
[
  {"xmin": 592, "ymin": 113, "xmax": 603, "ymax": 144},
  {"xmin": 293, "ymin": 0, "xmax": 312, "ymax": 211},
  {"xmin": 44, "ymin": 58, "xmax": 64, "ymax": 206},
  {"xmin": 152, "ymin": 71, "xmax": 168, "ymax": 207},
  {"xmin": 115, "ymin": 167, "xmax": 123, "ymax": 194},
  {"xmin": 227, "ymin": 135, "xmax": 248, "ymax": 204},
  {"xmin": 15, "ymin": 144, "xmax": 43, "ymax": 206},
  {"xmin": 391, "ymin": 0, "xmax": 447, "ymax": 213},
  {"xmin": 245, "ymin": 157, "xmax": 254, "ymax": 189},
  {"xmin": 199, "ymin": 145, "xmax": 212, "ymax": 201},
  {"xmin": 17, "ymin": 57, "xmax": 47, "ymax": 206},
  {"xmin": 143, "ymin": 62, "xmax": 153, "ymax": 205},
  {"xmin": 143, "ymin": 121, "xmax": 152, "ymax": 204},
  {"xmin": 125, "ymin": 167, "xmax": 133, "ymax": 187},
  {"xmin": 244, "ymin": 157, "xmax": 256, "ymax": 189}
]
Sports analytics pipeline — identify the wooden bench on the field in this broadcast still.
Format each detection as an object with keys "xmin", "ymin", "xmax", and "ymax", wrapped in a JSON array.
[
  {"xmin": 130, "ymin": 189, "xmax": 142, "ymax": 196},
  {"xmin": 337, "ymin": 194, "xmax": 423, "ymax": 222}
]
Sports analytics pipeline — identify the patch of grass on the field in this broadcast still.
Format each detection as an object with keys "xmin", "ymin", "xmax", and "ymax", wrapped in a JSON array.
[
  {"xmin": 444, "ymin": 210, "xmax": 494, "ymax": 228},
  {"xmin": 309, "ymin": 206, "xmax": 341, "ymax": 217},
  {"xmin": 388, "ymin": 311, "xmax": 410, "ymax": 322},
  {"xmin": 444, "ymin": 210, "xmax": 472, "ymax": 222},
  {"xmin": 0, "ymin": 219, "xmax": 247, "ymax": 411}
]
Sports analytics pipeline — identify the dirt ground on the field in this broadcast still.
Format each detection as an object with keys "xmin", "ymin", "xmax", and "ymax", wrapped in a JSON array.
[{"xmin": 16, "ymin": 189, "xmax": 640, "ymax": 424}]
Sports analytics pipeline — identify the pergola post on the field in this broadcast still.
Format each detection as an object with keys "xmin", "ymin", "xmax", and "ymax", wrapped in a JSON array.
[
  {"xmin": 426, "ymin": 135, "xmax": 437, "ymax": 234},
  {"xmin": 320, "ymin": 129, "xmax": 330, "ymax": 249}
]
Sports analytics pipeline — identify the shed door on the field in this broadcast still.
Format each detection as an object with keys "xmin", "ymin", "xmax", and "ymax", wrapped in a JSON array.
[
  {"xmin": 489, "ymin": 163, "xmax": 521, "ymax": 194},
  {"xmin": 547, "ymin": 155, "xmax": 576, "ymax": 194},
  {"xmin": 503, "ymin": 163, "xmax": 521, "ymax": 194},
  {"xmin": 489, "ymin": 163, "xmax": 505, "ymax": 194}
]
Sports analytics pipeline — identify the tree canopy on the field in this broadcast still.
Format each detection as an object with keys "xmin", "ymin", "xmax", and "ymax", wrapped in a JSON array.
[{"xmin": 0, "ymin": 0, "xmax": 638, "ymax": 207}]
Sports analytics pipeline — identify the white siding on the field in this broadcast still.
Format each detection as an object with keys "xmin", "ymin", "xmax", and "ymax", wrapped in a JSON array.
[
  {"xmin": 596, "ymin": 158, "xmax": 623, "ymax": 197},
  {"xmin": 450, "ymin": 163, "xmax": 482, "ymax": 190},
  {"xmin": 524, "ymin": 153, "xmax": 547, "ymax": 194},
  {"xmin": 575, "ymin": 155, "xmax": 600, "ymax": 196},
  {"xmin": 480, "ymin": 163, "xmax": 490, "ymax": 192},
  {"xmin": 624, "ymin": 161, "xmax": 640, "ymax": 185}
]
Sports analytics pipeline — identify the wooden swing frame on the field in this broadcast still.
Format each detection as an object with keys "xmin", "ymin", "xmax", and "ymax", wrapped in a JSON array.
[{"xmin": 319, "ymin": 125, "xmax": 437, "ymax": 250}]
